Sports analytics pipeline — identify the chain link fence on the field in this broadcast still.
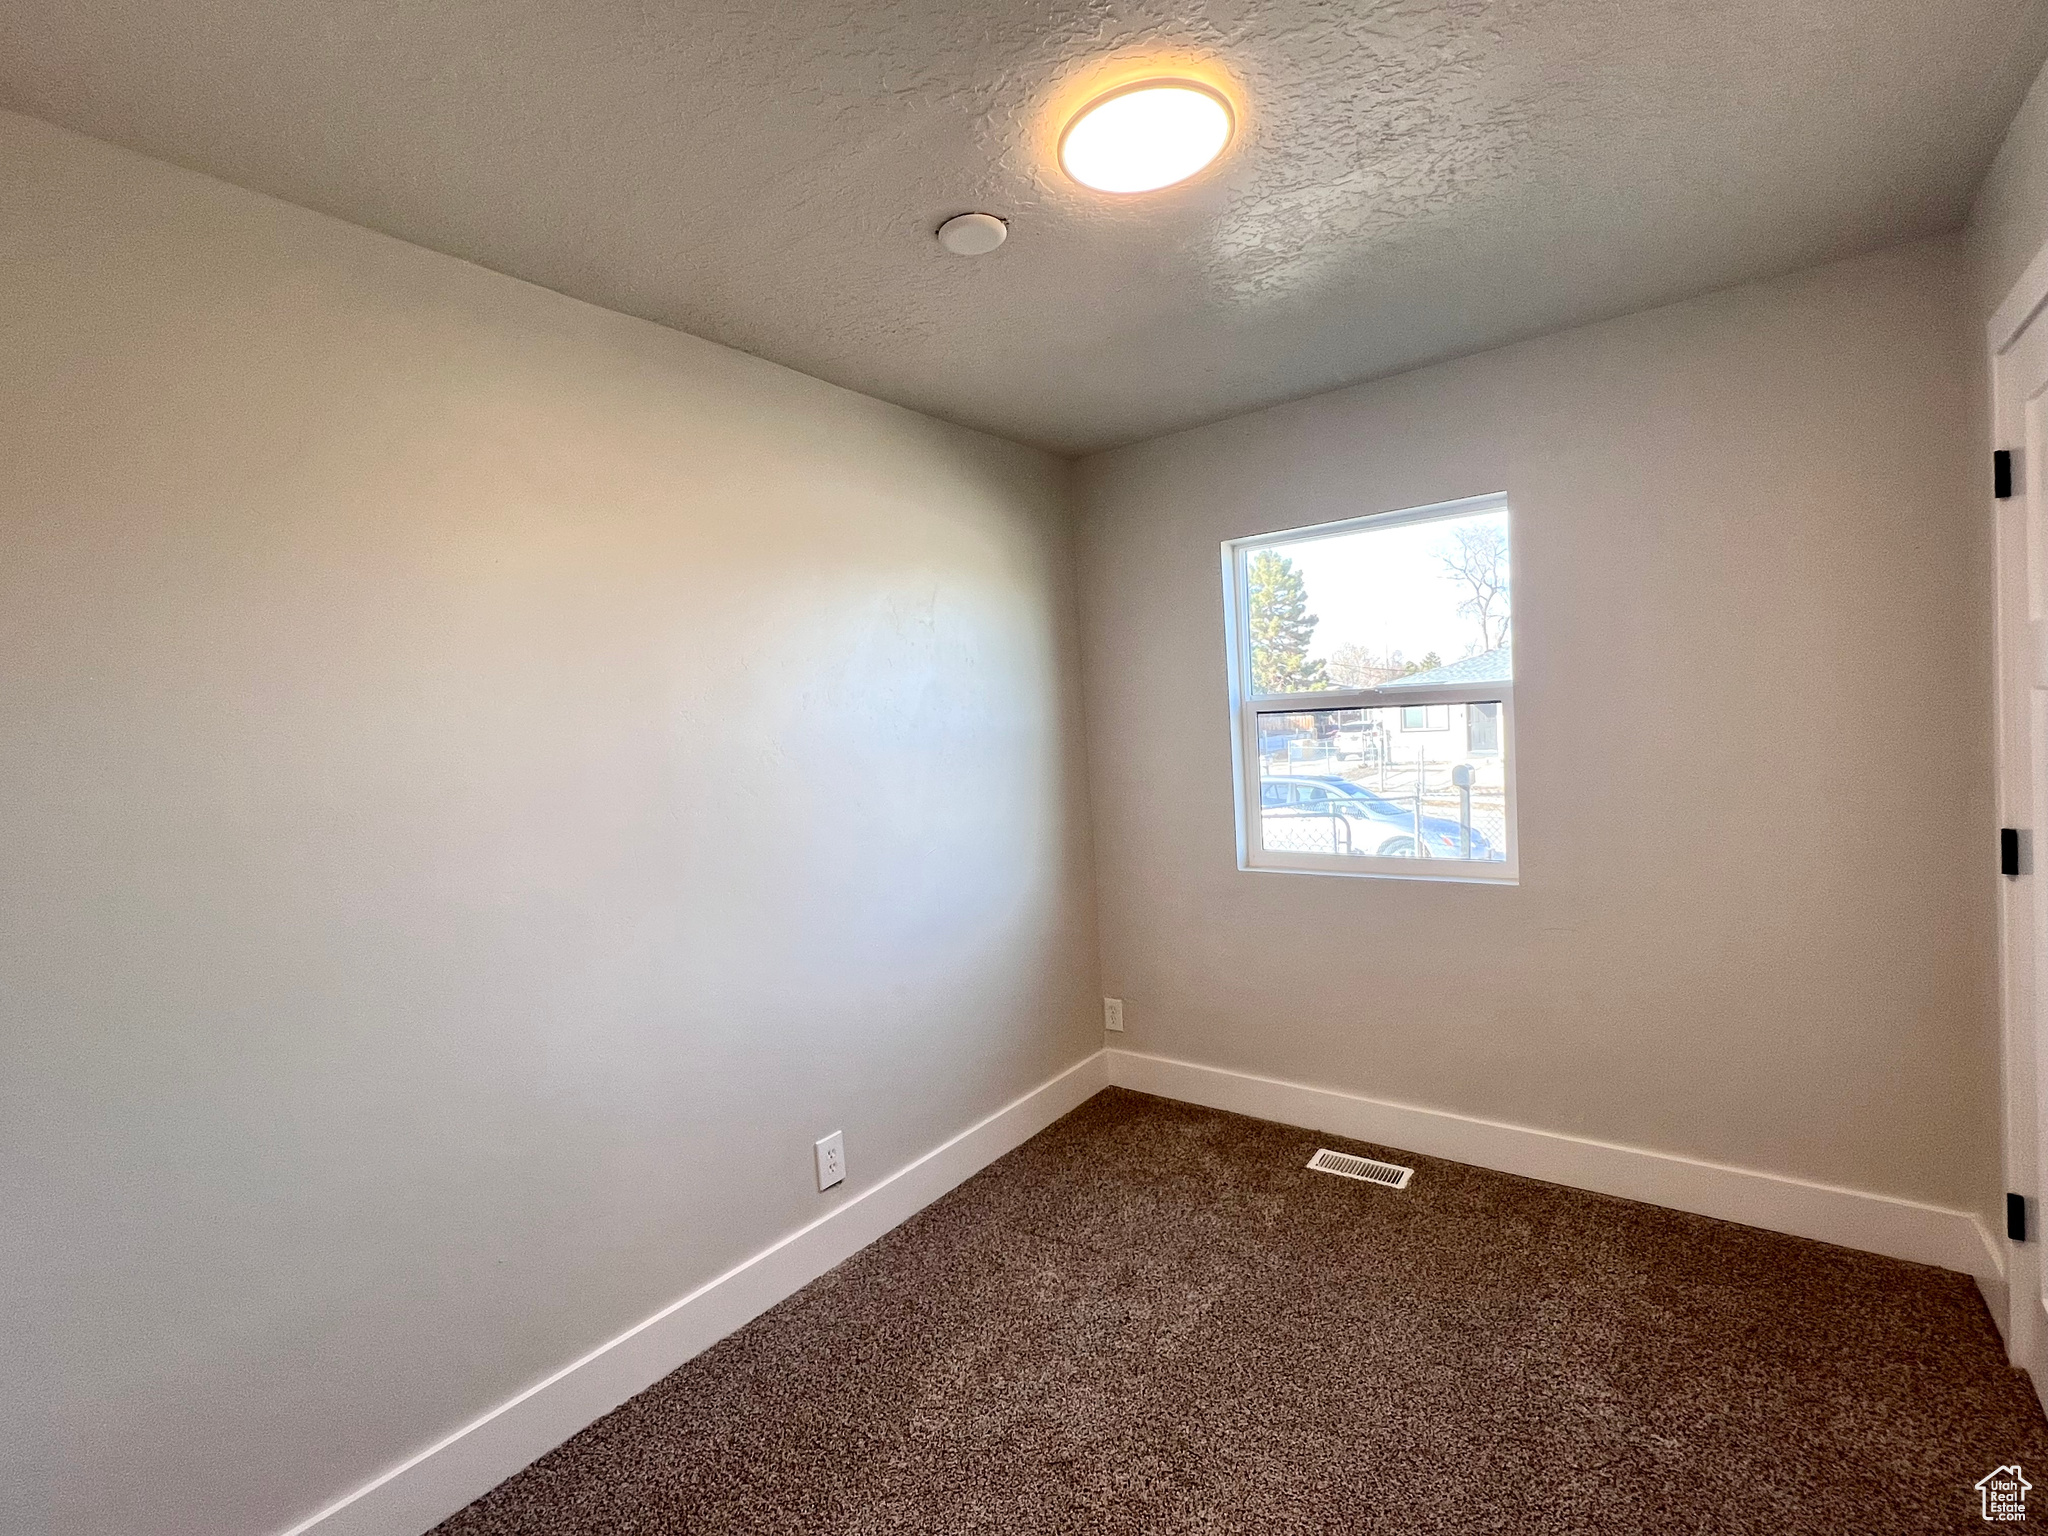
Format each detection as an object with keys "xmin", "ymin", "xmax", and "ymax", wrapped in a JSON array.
[{"xmin": 1255, "ymin": 703, "xmax": 1509, "ymax": 863}]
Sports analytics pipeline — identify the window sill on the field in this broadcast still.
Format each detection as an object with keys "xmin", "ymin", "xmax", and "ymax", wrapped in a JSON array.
[{"xmin": 1239, "ymin": 857, "xmax": 1519, "ymax": 886}]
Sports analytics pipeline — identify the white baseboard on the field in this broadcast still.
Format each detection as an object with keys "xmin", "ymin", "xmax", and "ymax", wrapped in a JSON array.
[
  {"xmin": 277, "ymin": 1050, "xmax": 1111, "ymax": 1536},
  {"xmin": 1107, "ymin": 1049, "xmax": 2004, "ymax": 1299},
  {"xmin": 275, "ymin": 1043, "xmax": 2008, "ymax": 1536}
]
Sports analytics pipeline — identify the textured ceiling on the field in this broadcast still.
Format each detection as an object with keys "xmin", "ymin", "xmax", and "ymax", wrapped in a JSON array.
[{"xmin": 5, "ymin": 0, "xmax": 2046, "ymax": 453}]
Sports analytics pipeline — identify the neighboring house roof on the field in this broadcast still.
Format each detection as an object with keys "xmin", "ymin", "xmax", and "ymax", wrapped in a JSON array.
[{"xmin": 1379, "ymin": 646, "xmax": 1513, "ymax": 689}]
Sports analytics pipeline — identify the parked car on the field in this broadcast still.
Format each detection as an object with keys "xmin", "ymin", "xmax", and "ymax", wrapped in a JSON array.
[
  {"xmin": 1332, "ymin": 721, "xmax": 1375, "ymax": 760},
  {"xmin": 1259, "ymin": 775, "xmax": 1498, "ymax": 860}
]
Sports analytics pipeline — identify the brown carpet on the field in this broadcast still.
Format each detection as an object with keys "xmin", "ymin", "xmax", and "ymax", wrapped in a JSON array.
[{"xmin": 434, "ymin": 1088, "xmax": 2047, "ymax": 1534}]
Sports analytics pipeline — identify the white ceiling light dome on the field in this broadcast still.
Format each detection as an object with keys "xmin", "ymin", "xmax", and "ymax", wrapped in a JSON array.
[{"xmin": 1059, "ymin": 80, "xmax": 1235, "ymax": 194}]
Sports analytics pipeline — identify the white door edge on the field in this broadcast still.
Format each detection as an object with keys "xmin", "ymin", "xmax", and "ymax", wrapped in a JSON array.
[{"xmin": 1990, "ymin": 239, "xmax": 2048, "ymax": 1413}]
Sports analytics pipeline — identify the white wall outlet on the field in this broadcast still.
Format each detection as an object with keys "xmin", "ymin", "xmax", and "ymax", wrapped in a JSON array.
[
  {"xmin": 1104, "ymin": 997, "xmax": 1125, "ymax": 1032},
  {"xmin": 814, "ymin": 1130, "xmax": 845, "ymax": 1191}
]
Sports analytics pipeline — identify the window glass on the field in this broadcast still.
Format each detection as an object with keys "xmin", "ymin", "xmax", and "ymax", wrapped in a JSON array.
[
  {"xmin": 1255, "ymin": 705, "xmax": 1507, "ymax": 863},
  {"xmin": 1230, "ymin": 496, "xmax": 1516, "ymax": 880},
  {"xmin": 1246, "ymin": 508, "xmax": 1511, "ymax": 699},
  {"xmin": 1468, "ymin": 701, "xmax": 1501, "ymax": 755}
]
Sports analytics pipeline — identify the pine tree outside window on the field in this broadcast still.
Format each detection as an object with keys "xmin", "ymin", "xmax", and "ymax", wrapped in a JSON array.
[
  {"xmin": 1221, "ymin": 494, "xmax": 1518, "ymax": 882},
  {"xmin": 1245, "ymin": 549, "xmax": 1329, "ymax": 695}
]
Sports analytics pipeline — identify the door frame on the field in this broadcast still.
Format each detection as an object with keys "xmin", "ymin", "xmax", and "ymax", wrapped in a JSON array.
[{"xmin": 1988, "ymin": 241, "xmax": 2048, "ymax": 1398}]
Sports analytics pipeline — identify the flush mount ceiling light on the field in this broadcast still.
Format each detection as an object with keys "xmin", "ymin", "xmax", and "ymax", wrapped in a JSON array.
[{"xmin": 1058, "ymin": 79, "xmax": 1235, "ymax": 194}]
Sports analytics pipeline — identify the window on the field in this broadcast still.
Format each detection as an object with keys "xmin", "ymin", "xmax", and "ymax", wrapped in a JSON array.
[
  {"xmin": 1222, "ymin": 493, "xmax": 1516, "ymax": 881},
  {"xmin": 1468, "ymin": 701, "xmax": 1500, "ymax": 755}
]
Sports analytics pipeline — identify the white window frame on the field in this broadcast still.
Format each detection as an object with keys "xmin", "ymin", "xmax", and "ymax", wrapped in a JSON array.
[{"xmin": 1221, "ymin": 491, "xmax": 1519, "ymax": 884}]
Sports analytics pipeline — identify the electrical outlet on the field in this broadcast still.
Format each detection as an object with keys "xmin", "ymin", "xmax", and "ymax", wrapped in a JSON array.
[
  {"xmin": 1104, "ymin": 997, "xmax": 1125, "ymax": 1032},
  {"xmin": 815, "ymin": 1130, "xmax": 845, "ymax": 1191}
]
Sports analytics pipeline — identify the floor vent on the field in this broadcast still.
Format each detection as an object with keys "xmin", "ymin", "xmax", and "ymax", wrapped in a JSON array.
[{"xmin": 1306, "ymin": 1149, "xmax": 1414, "ymax": 1189}]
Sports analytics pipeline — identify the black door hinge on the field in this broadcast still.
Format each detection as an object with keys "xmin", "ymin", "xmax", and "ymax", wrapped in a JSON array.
[
  {"xmin": 2011, "ymin": 1191, "xmax": 2029, "ymax": 1243},
  {"xmin": 1997, "ymin": 449, "xmax": 2015, "ymax": 499},
  {"xmin": 2004, "ymin": 828, "xmax": 2022, "ymax": 878}
]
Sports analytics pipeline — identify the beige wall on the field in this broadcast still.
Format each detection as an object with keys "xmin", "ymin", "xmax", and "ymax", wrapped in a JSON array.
[
  {"xmin": 1077, "ymin": 236, "xmax": 1997, "ymax": 1216},
  {"xmin": 0, "ymin": 110, "xmax": 1099, "ymax": 1536},
  {"xmin": 1973, "ymin": 55, "xmax": 2048, "ymax": 319}
]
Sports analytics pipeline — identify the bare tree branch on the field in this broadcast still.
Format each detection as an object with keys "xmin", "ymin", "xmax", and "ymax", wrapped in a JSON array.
[{"xmin": 1435, "ymin": 525, "xmax": 1511, "ymax": 652}]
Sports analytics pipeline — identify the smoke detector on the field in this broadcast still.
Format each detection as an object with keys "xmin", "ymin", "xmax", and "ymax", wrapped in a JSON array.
[{"xmin": 937, "ymin": 212, "xmax": 1008, "ymax": 256}]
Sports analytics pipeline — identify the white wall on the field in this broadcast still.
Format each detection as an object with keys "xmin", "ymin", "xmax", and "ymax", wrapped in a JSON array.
[
  {"xmin": 1077, "ymin": 237, "xmax": 1997, "ymax": 1218},
  {"xmin": 0, "ymin": 110, "xmax": 1100, "ymax": 1536}
]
